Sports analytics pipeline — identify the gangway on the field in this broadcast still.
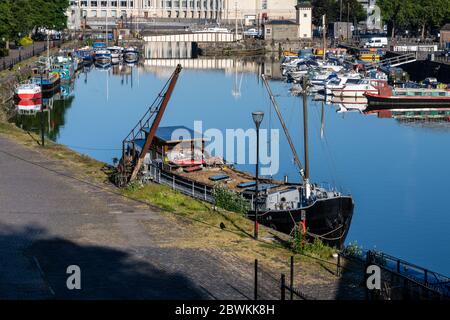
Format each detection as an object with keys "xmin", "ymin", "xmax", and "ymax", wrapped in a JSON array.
[{"xmin": 366, "ymin": 53, "xmax": 417, "ymax": 70}]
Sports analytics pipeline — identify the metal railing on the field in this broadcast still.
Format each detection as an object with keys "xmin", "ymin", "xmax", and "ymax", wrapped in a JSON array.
[
  {"xmin": 144, "ymin": 163, "xmax": 215, "ymax": 203},
  {"xmin": 366, "ymin": 250, "xmax": 450, "ymax": 299},
  {"xmin": 0, "ymin": 40, "xmax": 63, "ymax": 72}
]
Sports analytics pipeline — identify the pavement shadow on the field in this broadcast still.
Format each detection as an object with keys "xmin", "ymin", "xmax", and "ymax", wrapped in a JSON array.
[{"xmin": 0, "ymin": 224, "xmax": 209, "ymax": 300}]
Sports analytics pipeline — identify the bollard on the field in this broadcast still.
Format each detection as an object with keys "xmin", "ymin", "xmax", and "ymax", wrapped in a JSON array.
[
  {"xmin": 290, "ymin": 256, "xmax": 294, "ymax": 300},
  {"xmin": 280, "ymin": 274, "xmax": 286, "ymax": 300}
]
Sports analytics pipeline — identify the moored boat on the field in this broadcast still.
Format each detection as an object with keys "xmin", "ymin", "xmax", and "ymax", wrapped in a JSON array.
[
  {"xmin": 331, "ymin": 79, "xmax": 387, "ymax": 98},
  {"xmin": 14, "ymin": 83, "xmax": 42, "ymax": 100},
  {"xmin": 365, "ymin": 86, "xmax": 450, "ymax": 110},
  {"xmin": 30, "ymin": 71, "xmax": 60, "ymax": 95},
  {"xmin": 94, "ymin": 49, "xmax": 112, "ymax": 67},
  {"xmin": 123, "ymin": 47, "xmax": 139, "ymax": 63}
]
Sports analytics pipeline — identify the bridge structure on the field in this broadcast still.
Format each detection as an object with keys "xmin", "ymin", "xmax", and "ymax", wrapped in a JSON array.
[{"xmin": 143, "ymin": 32, "xmax": 242, "ymax": 43}]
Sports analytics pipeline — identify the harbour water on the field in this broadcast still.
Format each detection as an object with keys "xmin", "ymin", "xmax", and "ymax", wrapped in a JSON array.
[{"xmin": 13, "ymin": 49, "xmax": 450, "ymax": 275}]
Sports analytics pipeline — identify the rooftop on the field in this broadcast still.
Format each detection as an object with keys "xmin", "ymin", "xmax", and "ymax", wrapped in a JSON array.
[
  {"xmin": 147, "ymin": 126, "xmax": 206, "ymax": 144},
  {"xmin": 441, "ymin": 23, "xmax": 450, "ymax": 31}
]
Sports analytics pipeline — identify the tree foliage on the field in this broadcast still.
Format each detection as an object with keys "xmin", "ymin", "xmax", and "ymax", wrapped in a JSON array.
[
  {"xmin": 0, "ymin": 0, "xmax": 69, "ymax": 45},
  {"xmin": 378, "ymin": 0, "xmax": 450, "ymax": 37},
  {"xmin": 310, "ymin": 0, "xmax": 366, "ymax": 26}
]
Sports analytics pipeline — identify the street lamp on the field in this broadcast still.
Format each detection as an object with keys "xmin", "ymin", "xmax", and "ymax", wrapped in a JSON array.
[{"xmin": 252, "ymin": 111, "xmax": 264, "ymax": 240}]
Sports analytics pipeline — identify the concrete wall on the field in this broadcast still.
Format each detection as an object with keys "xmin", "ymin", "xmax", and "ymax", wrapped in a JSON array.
[{"xmin": 264, "ymin": 24, "xmax": 299, "ymax": 41}]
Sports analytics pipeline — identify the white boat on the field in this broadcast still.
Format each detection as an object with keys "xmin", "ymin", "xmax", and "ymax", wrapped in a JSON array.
[
  {"xmin": 331, "ymin": 79, "xmax": 387, "ymax": 98},
  {"xmin": 108, "ymin": 46, "xmax": 123, "ymax": 61},
  {"xmin": 124, "ymin": 47, "xmax": 139, "ymax": 63},
  {"xmin": 14, "ymin": 83, "xmax": 42, "ymax": 100},
  {"xmin": 325, "ymin": 75, "xmax": 362, "ymax": 95},
  {"xmin": 331, "ymin": 97, "xmax": 368, "ymax": 112}
]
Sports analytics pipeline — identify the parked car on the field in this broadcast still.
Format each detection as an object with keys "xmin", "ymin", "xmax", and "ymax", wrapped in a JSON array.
[{"xmin": 243, "ymin": 28, "xmax": 262, "ymax": 38}]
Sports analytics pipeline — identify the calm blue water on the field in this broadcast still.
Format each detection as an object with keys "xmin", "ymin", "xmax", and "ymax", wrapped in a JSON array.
[{"xmin": 15, "ymin": 59, "xmax": 450, "ymax": 275}]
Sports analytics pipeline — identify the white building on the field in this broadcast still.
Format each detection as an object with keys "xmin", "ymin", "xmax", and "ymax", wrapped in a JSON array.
[
  {"xmin": 67, "ymin": 0, "xmax": 297, "ymax": 24},
  {"xmin": 296, "ymin": 3, "xmax": 311, "ymax": 38}
]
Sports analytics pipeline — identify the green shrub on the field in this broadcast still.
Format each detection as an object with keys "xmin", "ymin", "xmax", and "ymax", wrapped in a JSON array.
[
  {"xmin": 342, "ymin": 241, "xmax": 363, "ymax": 259},
  {"xmin": 212, "ymin": 185, "xmax": 250, "ymax": 214}
]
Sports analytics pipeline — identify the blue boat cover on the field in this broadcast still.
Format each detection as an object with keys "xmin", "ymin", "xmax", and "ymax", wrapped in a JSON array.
[
  {"xmin": 208, "ymin": 174, "xmax": 229, "ymax": 181},
  {"xmin": 244, "ymin": 184, "xmax": 278, "ymax": 192},
  {"xmin": 237, "ymin": 181, "xmax": 256, "ymax": 188}
]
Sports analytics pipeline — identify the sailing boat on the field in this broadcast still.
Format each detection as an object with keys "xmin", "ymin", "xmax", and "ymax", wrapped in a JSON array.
[{"xmin": 245, "ymin": 75, "xmax": 355, "ymax": 248}]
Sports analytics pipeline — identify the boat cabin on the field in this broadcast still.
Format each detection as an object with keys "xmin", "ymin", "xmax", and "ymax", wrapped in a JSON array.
[{"xmin": 136, "ymin": 126, "xmax": 207, "ymax": 168}]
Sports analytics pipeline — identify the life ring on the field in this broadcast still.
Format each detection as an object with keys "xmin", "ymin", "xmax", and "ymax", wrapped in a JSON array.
[{"xmin": 372, "ymin": 54, "xmax": 376, "ymax": 62}]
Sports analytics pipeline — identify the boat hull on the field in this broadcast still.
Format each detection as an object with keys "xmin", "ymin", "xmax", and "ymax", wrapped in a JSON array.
[
  {"xmin": 365, "ymin": 93, "xmax": 450, "ymax": 109},
  {"xmin": 247, "ymin": 196, "xmax": 354, "ymax": 248}
]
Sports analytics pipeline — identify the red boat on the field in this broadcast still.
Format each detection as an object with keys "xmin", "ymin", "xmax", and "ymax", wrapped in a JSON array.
[
  {"xmin": 365, "ymin": 85, "xmax": 450, "ymax": 110},
  {"xmin": 14, "ymin": 83, "xmax": 42, "ymax": 100}
]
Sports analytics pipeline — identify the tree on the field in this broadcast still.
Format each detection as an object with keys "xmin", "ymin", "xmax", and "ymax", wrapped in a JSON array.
[
  {"xmin": 413, "ymin": 0, "xmax": 450, "ymax": 38},
  {"xmin": 377, "ymin": 0, "xmax": 415, "ymax": 38},
  {"xmin": 311, "ymin": 0, "xmax": 366, "ymax": 26},
  {"xmin": 0, "ymin": 0, "xmax": 13, "ymax": 48}
]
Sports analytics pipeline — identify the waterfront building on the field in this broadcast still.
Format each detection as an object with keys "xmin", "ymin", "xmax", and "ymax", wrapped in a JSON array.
[
  {"xmin": 263, "ymin": 3, "xmax": 312, "ymax": 40},
  {"xmin": 67, "ymin": 0, "xmax": 298, "ymax": 26}
]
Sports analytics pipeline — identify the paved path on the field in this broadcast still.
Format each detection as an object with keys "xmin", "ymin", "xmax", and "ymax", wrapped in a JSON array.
[
  {"xmin": 0, "ymin": 136, "xmax": 366, "ymax": 300},
  {"xmin": 0, "ymin": 136, "xmax": 277, "ymax": 300}
]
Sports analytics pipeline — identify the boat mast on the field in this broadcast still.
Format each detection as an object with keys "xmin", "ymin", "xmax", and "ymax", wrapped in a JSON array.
[
  {"xmin": 105, "ymin": 11, "xmax": 108, "ymax": 47},
  {"xmin": 322, "ymin": 14, "xmax": 326, "ymax": 62},
  {"xmin": 302, "ymin": 77, "xmax": 309, "ymax": 180},
  {"xmin": 302, "ymin": 77, "xmax": 311, "ymax": 199},
  {"xmin": 261, "ymin": 74, "xmax": 305, "ymax": 181}
]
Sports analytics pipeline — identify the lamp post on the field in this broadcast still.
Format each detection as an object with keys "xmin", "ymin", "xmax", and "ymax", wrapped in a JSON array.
[{"xmin": 252, "ymin": 111, "xmax": 264, "ymax": 240}]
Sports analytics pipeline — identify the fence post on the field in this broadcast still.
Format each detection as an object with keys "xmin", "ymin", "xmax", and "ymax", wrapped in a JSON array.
[
  {"xmin": 290, "ymin": 256, "xmax": 294, "ymax": 300},
  {"xmin": 337, "ymin": 253, "xmax": 341, "ymax": 277},
  {"xmin": 204, "ymin": 185, "xmax": 207, "ymax": 201},
  {"xmin": 280, "ymin": 274, "xmax": 286, "ymax": 300},
  {"xmin": 172, "ymin": 175, "xmax": 175, "ymax": 189},
  {"xmin": 254, "ymin": 259, "xmax": 258, "ymax": 300},
  {"xmin": 192, "ymin": 181, "xmax": 195, "ymax": 197}
]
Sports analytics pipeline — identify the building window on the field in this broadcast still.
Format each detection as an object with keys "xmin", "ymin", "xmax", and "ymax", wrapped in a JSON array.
[
  {"xmin": 120, "ymin": 1, "xmax": 127, "ymax": 6},
  {"xmin": 91, "ymin": 1, "xmax": 98, "ymax": 6},
  {"xmin": 304, "ymin": 13, "xmax": 307, "ymax": 18},
  {"xmin": 262, "ymin": 0, "xmax": 267, "ymax": 10},
  {"xmin": 101, "ymin": 1, "xmax": 107, "ymax": 6},
  {"xmin": 111, "ymin": 10, "xmax": 117, "ymax": 16},
  {"xmin": 266, "ymin": 28, "xmax": 271, "ymax": 35},
  {"xmin": 101, "ymin": 10, "xmax": 107, "ymax": 17},
  {"xmin": 91, "ymin": 10, "xmax": 97, "ymax": 17}
]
